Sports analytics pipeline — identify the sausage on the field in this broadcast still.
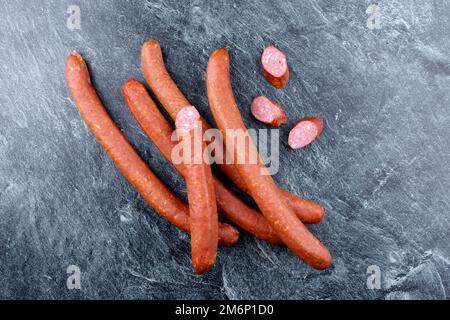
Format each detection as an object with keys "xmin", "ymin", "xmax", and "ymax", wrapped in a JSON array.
[
  {"xmin": 141, "ymin": 40, "xmax": 324, "ymax": 224},
  {"xmin": 288, "ymin": 117, "xmax": 324, "ymax": 149},
  {"xmin": 175, "ymin": 106, "xmax": 218, "ymax": 274},
  {"xmin": 65, "ymin": 51, "xmax": 238, "ymax": 247},
  {"xmin": 261, "ymin": 46, "xmax": 289, "ymax": 89},
  {"xmin": 217, "ymin": 222, "xmax": 239, "ymax": 246},
  {"xmin": 206, "ymin": 48, "xmax": 332, "ymax": 270},
  {"xmin": 122, "ymin": 79, "xmax": 281, "ymax": 244},
  {"xmin": 251, "ymin": 96, "xmax": 287, "ymax": 126}
]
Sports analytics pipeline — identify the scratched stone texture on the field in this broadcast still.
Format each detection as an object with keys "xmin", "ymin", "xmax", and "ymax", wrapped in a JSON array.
[{"xmin": 0, "ymin": 0, "xmax": 449, "ymax": 299}]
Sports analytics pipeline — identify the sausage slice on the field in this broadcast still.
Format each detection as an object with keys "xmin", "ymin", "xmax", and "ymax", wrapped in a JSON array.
[
  {"xmin": 251, "ymin": 96, "xmax": 287, "ymax": 126},
  {"xmin": 288, "ymin": 117, "xmax": 324, "ymax": 149},
  {"xmin": 261, "ymin": 46, "xmax": 289, "ymax": 88}
]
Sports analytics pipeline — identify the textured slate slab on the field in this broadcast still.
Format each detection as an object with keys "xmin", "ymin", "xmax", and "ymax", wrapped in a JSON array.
[{"xmin": 0, "ymin": 0, "xmax": 449, "ymax": 299}]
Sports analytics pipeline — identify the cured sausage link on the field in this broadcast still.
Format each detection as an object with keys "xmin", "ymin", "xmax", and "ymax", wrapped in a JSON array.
[
  {"xmin": 175, "ymin": 106, "xmax": 218, "ymax": 274},
  {"xmin": 206, "ymin": 48, "xmax": 332, "ymax": 269},
  {"xmin": 122, "ymin": 79, "xmax": 281, "ymax": 244},
  {"xmin": 65, "ymin": 51, "xmax": 239, "ymax": 246},
  {"xmin": 141, "ymin": 40, "xmax": 324, "ymax": 224}
]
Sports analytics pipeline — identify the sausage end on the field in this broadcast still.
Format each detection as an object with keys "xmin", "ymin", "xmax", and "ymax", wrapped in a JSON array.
[
  {"xmin": 218, "ymin": 223, "xmax": 240, "ymax": 246},
  {"xmin": 313, "ymin": 250, "xmax": 333, "ymax": 270},
  {"xmin": 210, "ymin": 48, "xmax": 229, "ymax": 63},
  {"xmin": 66, "ymin": 51, "xmax": 86, "ymax": 72},
  {"xmin": 122, "ymin": 78, "xmax": 144, "ymax": 96},
  {"xmin": 142, "ymin": 39, "xmax": 161, "ymax": 51}
]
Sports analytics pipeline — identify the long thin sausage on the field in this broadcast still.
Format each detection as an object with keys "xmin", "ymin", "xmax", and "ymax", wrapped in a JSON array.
[
  {"xmin": 122, "ymin": 79, "xmax": 281, "ymax": 244},
  {"xmin": 65, "ymin": 51, "xmax": 239, "ymax": 246},
  {"xmin": 206, "ymin": 48, "xmax": 332, "ymax": 269},
  {"xmin": 141, "ymin": 40, "xmax": 324, "ymax": 224},
  {"xmin": 175, "ymin": 106, "xmax": 218, "ymax": 274}
]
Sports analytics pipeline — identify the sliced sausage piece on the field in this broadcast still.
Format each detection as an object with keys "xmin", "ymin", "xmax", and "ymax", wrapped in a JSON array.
[
  {"xmin": 141, "ymin": 40, "xmax": 324, "ymax": 224},
  {"xmin": 251, "ymin": 96, "xmax": 287, "ymax": 126},
  {"xmin": 175, "ymin": 106, "xmax": 218, "ymax": 274},
  {"xmin": 206, "ymin": 48, "xmax": 332, "ymax": 270},
  {"xmin": 261, "ymin": 46, "xmax": 289, "ymax": 89},
  {"xmin": 288, "ymin": 117, "xmax": 324, "ymax": 149},
  {"xmin": 65, "ymin": 51, "xmax": 239, "ymax": 247},
  {"xmin": 122, "ymin": 79, "xmax": 281, "ymax": 244}
]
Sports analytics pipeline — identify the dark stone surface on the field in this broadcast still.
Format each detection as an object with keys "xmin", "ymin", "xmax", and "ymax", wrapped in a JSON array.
[{"xmin": 0, "ymin": 0, "xmax": 449, "ymax": 299}]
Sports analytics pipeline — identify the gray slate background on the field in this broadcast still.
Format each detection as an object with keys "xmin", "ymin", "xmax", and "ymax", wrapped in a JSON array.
[{"xmin": 0, "ymin": 0, "xmax": 449, "ymax": 299}]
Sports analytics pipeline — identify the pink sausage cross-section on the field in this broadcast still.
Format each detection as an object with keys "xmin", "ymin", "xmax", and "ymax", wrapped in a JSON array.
[
  {"xmin": 261, "ymin": 46, "xmax": 289, "ymax": 88},
  {"xmin": 288, "ymin": 117, "xmax": 324, "ymax": 149},
  {"xmin": 251, "ymin": 96, "xmax": 287, "ymax": 127}
]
